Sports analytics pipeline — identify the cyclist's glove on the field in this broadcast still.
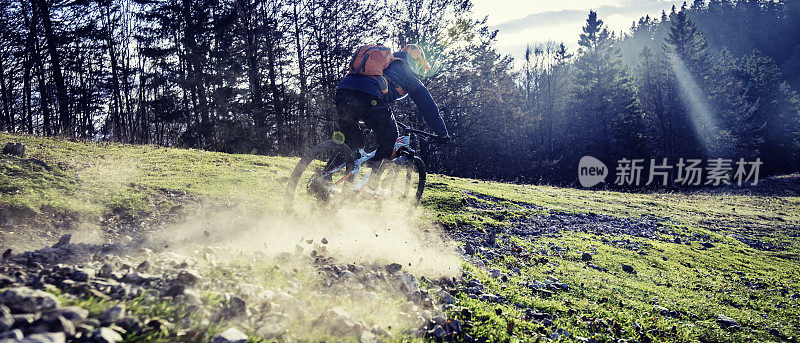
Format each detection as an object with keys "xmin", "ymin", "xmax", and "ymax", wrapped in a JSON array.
[{"xmin": 433, "ymin": 135, "xmax": 451, "ymax": 144}]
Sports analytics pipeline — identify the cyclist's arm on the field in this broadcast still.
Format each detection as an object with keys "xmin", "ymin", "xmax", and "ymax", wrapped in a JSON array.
[
  {"xmin": 408, "ymin": 87, "xmax": 447, "ymax": 137},
  {"xmin": 385, "ymin": 62, "xmax": 449, "ymax": 137}
]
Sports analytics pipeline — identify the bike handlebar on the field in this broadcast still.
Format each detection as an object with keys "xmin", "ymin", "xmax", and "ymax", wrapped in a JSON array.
[{"xmin": 397, "ymin": 122, "xmax": 438, "ymax": 139}]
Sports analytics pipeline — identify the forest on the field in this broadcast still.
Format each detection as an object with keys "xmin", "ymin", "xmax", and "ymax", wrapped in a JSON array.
[{"xmin": 1, "ymin": 0, "xmax": 799, "ymax": 185}]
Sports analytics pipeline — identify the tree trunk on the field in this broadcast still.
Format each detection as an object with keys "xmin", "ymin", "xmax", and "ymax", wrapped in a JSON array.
[
  {"xmin": 36, "ymin": 0, "xmax": 71, "ymax": 136},
  {"xmin": 33, "ymin": 51, "xmax": 50, "ymax": 135},
  {"xmin": 0, "ymin": 57, "xmax": 10, "ymax": 131},
  {"xmin": 293, "ymin": 2, "xmax": 307, "ymax": 153},
  {"xmin": 104, "ymin": 4, "xmax": 125, "ymax": 141},
  {"xmin": 265, "ymin": 16, "xmax": 283, "ymax": 151},
  {"xmin": 23, "ymin": 55, "xmax": 32, "ymax": 134}
]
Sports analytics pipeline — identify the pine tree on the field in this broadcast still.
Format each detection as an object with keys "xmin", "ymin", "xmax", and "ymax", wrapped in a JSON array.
[
  {"xmin": 664, "ymin": 7, "xmax": 711, "ymax": 72},
  {"xmin": 735, "ymin": 51, "xmax": 800, "ymax": 173},
  {"xmin": 661, "ymin": 8, "xmax": 717, "ymax": 158},
  {"xmin": 572, "ymin": 11, "xmax": 646, "ymax": 164}
]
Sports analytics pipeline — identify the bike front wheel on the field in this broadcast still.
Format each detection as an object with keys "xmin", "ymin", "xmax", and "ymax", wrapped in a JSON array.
[
  {"xmin": 381, "ymin": 156, "xmax": 426, "ymax": 207},
  {"xmin": 284, "ymin": 140, "xmax": 354, "ymax": 214}
]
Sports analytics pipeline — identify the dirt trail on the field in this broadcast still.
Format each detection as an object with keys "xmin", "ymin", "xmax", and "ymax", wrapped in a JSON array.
[{"xmin": 0, "ymin": 199, "xmax": 467, "ymax": 341}]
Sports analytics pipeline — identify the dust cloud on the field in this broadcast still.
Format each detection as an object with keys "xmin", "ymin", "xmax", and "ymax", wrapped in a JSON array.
[
  {"xmin": 150, "ymin": 199, "xmax": 462, "ymax": 279},
  {"xmin": 143, "ymin": 199, "xmax": 463, "ymax": 339}
]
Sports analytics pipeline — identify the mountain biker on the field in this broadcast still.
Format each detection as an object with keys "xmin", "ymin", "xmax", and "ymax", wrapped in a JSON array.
[{"xmin": 335, "ymin": 44, "xmax": 450, "ymax": 168}]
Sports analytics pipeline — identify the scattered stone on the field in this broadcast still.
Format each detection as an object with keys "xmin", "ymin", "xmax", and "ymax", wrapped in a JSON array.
[
  {"xmin": 486, "ymin": 230, "xmax": 496, "ymax": 246},
  {"xmin": 21, "ymin": 332, "xmax": 65, "ymax": 343},
  {"xmin": 621, "ymin": 264, "xmax": 635, "ymax": 274},
  {"xmin": 360, "ymin": 330, "xmax": 379, "ymax": 343},
  {"xmin": 479, "ymin": 293, "xmax": 500, "ymax": 302},
  {"xmin": 371, "ymin": 325, "xmax": 392, "ymax": 338},
  {"xmin": 581, "ymin": 252, "xmax": 592, "ymax": 262},
  {"xmin": 221, "ymin": 295, "xmax": 248, "ymax": 319},
  {"xmin": 98, "ymin": 305, "xmax": 125, "ymax": 325},
  {"xmin": 175, "ymin": 270, "xmax": 201, "ymax": 286},
  {"xmin": 98, "ymin": 264, "xmax": 114, "ymax": 277},
  {"xmin": 145, "ymin": 318, "xmax": 170, "ymax": 331},
  {"xmin": 70, "ymin": 268, "xmax": 91, "ymax": 282},
  {"xmin": 51, "ymin": 306, "xmax": 89, "ymax": 324},
  {"xmin": 116, "ymin": 316, "xmax": 143, "ymax": 334},
  {"xmin": 0, "ymin": 329, "xmax": 23, "ymax": 340},
  {"xmin": 121, "ymin": 272, "xmax": 157, "ymax": 285},
  {"xmin": 212, "ymin": 327, "xmax": 248, "ymax": 343},
  {"xmin": 717, "ymin": 314, "xmax": 738, "ymax": 329},
  {"xmin": 13, "ymin": 313, "xmax": 39, "ymax": 327},
  {"xmin": 0, "ymin": 287, "xmax": 60, "ymax": 313},
  {"xmin": 35, "ymin": 314, "xmax": 75, "ymax": 337},
  {"xmin": 0, "ymin": 305, "xmax": 12, "ymax": 331},
  {"xmin": 3, "ymin": 142, "xmax": 25, "ymax": 158},
  {"xmin": 464, "ymin": 242, "xmax": 475, "ymax": 255},
  {"xmin": 385, "ymin": 263, "xmax": 402, "ymax": 274},
  {"xmin": 52, "ymin": 234, "xmax": 71, "ymax": 248},
  {"xmin": 179, "ymin": 289, "xmax": 203, "ymax": 306},
  {"xmin": 135, "ymin": 261, "xmax": 151, "ymax": 273},
  {"xmin": 439, "ymin": 291, "xmax": 456, "ymax": 304},
  {"xmin": 527, "ymin": 310, "xmax": 549, "ymax": 321},
  {"xmin": 654, "ymin": 305, "xmax": 669, "ymax": 316},
  {"xmin": 396, "ymin": 274, "xmax": 419, "ymax": 294},
  {"xmin": 257, "ymin": 322, "xmax": 287, "ymax": 339},
  {"xmin": 587, "ymin": 263, "xmax": 608, "ymax": 273},
  {"xmin": 162, "ymin": 284, "xmax": 185, "ymax": 297},
  {"xmin": 321, "ymin": 238, "xmax": 328, "ymax": 244},
  {"xmin": 2, "ymin": 249, "xmax": 12, "ymax": 259},
  {"xmin": 427, "ymin": 325, "xmax": 446, "ymax": 339},
  {"xmin": 701, "ymin": 242, "xmax": 715, "ymax": 249},
  {"xmin": 314, "ymin": 307, "xmax": 361, "ymax": 336},
  {"xmin": 88, "ymin": 327, "xmax": 123, "ymax": 343}
]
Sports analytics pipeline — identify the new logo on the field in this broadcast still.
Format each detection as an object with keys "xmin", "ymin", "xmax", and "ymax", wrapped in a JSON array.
[{"xmin": 579, "ymin": 156, "xmax": 608, "ymax": 187}]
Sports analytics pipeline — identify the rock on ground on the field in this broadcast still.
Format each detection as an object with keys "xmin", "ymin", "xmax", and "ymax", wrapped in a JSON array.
[
  {"xmin": 2, "ymin": 142, "xmax": 25, "ymax": 157},
  {"xmin": 89, "ymin": 327, "xmax": 123, "ymax": 343},
  {"xmin": 717, "ymin": 314, "xmax": 739, "ymax": 329},
  {"xmin": 0, "ymin": 287, "xmax": 60, "ymax": 313},
  {"xmin": 98, "ymin": 305, "xmax": 125, "ymax": 325},
  {"xmin": 314, "ymin": 307, "xmax": 362, "ymax": 336},
  {"xmin": 212, "ymin": 327, "xmax": 249, "ymax": 343},
  {"xmin": 0, "ymin": 329, "xmax": 23, "ymax": 341},
  {"xmin": 21, "ymin": 332, "xmax": 66, "ymax": 343}
]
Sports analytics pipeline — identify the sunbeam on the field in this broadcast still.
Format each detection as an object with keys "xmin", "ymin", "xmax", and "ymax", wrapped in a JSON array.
[{"xmin": 667, "ymin": 53, "xmax": 719, "ymax": 157}]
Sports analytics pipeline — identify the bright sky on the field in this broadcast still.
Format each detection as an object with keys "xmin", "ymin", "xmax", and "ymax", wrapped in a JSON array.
[{"xmin": 470, "ymin": 0, "xmax": 684, "ymax": 63}]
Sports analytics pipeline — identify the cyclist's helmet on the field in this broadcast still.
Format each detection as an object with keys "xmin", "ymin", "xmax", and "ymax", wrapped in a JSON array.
[{"xmin": 401, "ymin": 44, "xmax": 431, "ymax": 73}]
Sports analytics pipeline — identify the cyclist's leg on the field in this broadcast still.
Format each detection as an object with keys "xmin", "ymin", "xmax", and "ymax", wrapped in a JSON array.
[
  {"xmin": 361, "ymin": 102, "xmax": 397, "ymax": 162},
  {"xmin": 363, "ymin": 104, "xmax": 398, "ymax": 189},
  {"xmin": 334, "ymin": 90, "xmax": 366, "ymax": 162}
]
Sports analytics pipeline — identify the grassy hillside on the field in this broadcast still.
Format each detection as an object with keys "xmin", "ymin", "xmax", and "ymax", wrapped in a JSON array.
[{"xmin": 1, "ymin": 132, "xmax": 799, "ymax": 342}]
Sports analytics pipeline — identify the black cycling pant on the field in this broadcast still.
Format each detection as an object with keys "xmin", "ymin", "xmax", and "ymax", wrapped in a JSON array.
[{"xmin": 334, "ymin": 89, "xmax": 398, "ymax": 162}]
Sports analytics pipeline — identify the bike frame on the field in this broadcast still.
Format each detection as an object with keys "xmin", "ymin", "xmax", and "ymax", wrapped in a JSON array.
[{"xmin": 320, "ymin": 131, "xmax": 416, "ymax": 195}]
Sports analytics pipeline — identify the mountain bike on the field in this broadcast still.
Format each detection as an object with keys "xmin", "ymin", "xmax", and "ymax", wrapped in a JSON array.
[{"xmin": 284, "ymin": 123, "xmax": 438, "ymax": 214}]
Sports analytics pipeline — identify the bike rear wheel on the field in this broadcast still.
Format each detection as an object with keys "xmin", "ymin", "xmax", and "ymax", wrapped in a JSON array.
[{"xmin": 284, "ymin": 140, "xmax": 354, "ymax": 214}]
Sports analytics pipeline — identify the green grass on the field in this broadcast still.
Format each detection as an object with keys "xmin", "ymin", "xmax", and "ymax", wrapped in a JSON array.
[
  {"xmin": 0, "ymin": 133, "xmax": 295, "ymax": 225},
  {"xmin": 47, "ymin": 288, "xmax": 227, "ymax": 343},
  {"xmin": 1, "ymin": 132, "xmax": 798, "ymax": 342}
]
